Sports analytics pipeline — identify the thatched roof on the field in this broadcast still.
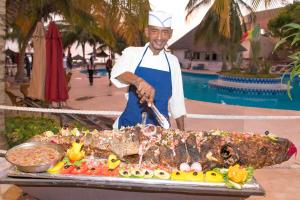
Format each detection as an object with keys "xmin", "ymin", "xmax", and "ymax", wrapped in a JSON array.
[
  {"xmin": 169, "ymin": 26, "xmax": 225, "ymax": 52},
  {"xmin": 72, "ymin": 54, "xmax": 85, "ymax": 60},
  {"xmin": 96, "ymin": 50, "xmax": 108, "ymax": 58},
  {"xmin": 169, "ymin": 26, "xmax": 246, "ymax": 52}
]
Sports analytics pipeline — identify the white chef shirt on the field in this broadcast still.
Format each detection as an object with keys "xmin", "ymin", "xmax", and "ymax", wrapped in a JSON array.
[{"xmin": 111, "ymin": 43, "xmax": 186, "ymax": 122}]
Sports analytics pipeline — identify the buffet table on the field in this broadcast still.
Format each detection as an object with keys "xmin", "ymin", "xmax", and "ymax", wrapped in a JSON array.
[{"xmin": 0, "ymin": 169, "xmax": 265, "ymax": 200}]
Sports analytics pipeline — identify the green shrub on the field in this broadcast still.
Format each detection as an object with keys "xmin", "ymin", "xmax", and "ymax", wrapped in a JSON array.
[{"xmin": 4, "ymin": 116, "xmax": 60, "ymax": 147}]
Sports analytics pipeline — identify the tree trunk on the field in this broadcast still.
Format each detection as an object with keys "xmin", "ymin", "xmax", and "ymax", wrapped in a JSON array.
[
  {"xmin": 249, "ymin": 41, "xmax": 261, "ymax": 74},
  {"xmin": 15, "ymin": 20, "xmax": 38, "ymax": 81},
  {"xmin": 15, "ymin": 44, "xmax": 26, "ymax": 81},
  {"xmin": 81, "ymin": 42, "xmax": 86, "ymax": 60},
  {"xmin": 93, "ymin": 44, "xmax": 96, "ymax": 55},
  {"xmin": 0, "ymin": 0, "xmax": 8, "ymax": 149},
  {"xmin": 221, "ymin": 53, "xmax": 228, "ymax": 71}
]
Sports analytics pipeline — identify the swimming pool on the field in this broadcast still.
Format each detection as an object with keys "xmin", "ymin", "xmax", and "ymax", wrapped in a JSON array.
[
  {"xmin": 182, "ymin": 72, "xmax": 300, "ymax": 111},
  {"xmin": 81, "ymin": 69, "xmax": 300, "ymax": 111},
  {"xmin": 80, "ymin": 68, "xmax": 108, "ymax": 77}
]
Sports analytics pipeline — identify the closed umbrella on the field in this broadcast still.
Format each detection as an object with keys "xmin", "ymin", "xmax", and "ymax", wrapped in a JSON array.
[
  {"xmin": 45, "ymin": 21, "xmax": 69, "ymax": 103},
  {"xmin": 27, "ymin": 22, "xmax": 47, "ymax": 100}
]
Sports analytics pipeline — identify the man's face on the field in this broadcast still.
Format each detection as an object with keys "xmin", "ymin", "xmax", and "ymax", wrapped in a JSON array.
[{"xmin": 145, "ymin": 25, "xmax": 173, "ymax": 55}]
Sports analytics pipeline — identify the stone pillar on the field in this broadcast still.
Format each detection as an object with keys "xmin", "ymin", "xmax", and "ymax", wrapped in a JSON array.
[{"xmin": 0, "ymin": 0, "xmax": 8, "ymax": 149}]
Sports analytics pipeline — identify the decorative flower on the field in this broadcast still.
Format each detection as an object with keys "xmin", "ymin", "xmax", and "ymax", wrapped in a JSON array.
[{"xmin": 228, "ymin": 164, "xmax": 248, "ymax": 183}]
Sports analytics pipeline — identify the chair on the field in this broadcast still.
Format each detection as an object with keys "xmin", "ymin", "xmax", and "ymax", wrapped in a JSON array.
[
  {"xmin": 192, "ymin": 64, "xmax": 205, "ymax": 70},
  {"xmin": 5, "ymin": 89, "xmax": 23, "ymax": 106},
  {"xmin": 20, "ymin": 83, "xmax": 30, "ymax": 98}
]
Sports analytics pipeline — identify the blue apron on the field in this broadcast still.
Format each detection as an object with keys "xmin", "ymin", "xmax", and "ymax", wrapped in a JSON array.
[{"xmin": 118, "ymin": 46, "xmax": 172, "ymax": 128}]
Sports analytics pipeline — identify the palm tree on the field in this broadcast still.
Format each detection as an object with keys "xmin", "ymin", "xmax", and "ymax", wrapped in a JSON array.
[
  {"xmin": 60, "ymin": 23, "xmax": 92, "ymax": 60},
  {"xmin": 185, "ymin": 0, "xmax": 275, "ymax": 71},
  {"xmin": 6, "ymin": 0, "xmax": 102, "ymax": 81},
  {"xmin": 0, "ymin": 0, "xmax": 8, "ymax": 149},
  {"xmin": 91, "ymin": 0, "xmax": 150, "ymax": 53}
]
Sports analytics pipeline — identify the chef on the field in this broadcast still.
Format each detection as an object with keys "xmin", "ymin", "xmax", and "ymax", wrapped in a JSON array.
[{"xmin": 111, "ymin": 10, "xmax": 186, "ymax": 130}]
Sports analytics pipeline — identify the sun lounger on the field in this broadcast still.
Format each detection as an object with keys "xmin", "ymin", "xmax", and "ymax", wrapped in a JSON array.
[
  {"xmin": 192, "ymin": 64, "xmax": 205, "ymax": 70},
  {"xmin": 5, "ymin": 90, "xmax": 24, "ymax": 106}
]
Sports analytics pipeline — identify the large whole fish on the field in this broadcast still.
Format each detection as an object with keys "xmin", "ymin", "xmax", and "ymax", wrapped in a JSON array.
[{"xmin": 31, "ymin": 125, "xmax": 297, "ymax": 171}]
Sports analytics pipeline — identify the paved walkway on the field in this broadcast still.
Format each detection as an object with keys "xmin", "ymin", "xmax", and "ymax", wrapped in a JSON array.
[{"xmin": 1, "ymin": 67, "xmax": 300, "ymax": 199}]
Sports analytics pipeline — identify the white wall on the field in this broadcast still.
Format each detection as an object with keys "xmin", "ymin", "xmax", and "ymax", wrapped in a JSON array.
[{"xmin": 172, "ymin": 49, "xmax": 223, "ymax": 71}]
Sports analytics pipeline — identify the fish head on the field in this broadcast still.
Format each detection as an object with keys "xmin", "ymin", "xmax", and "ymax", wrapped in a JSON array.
[
  {"xmin": 287, "ymin": 142, "xmax": 297, "ymax": 159},
  {"xmin": 220, "ymin": 143, "xmax": 240, "ymax": 167}
]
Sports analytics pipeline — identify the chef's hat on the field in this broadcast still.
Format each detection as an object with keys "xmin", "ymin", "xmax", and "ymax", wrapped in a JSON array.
[
  {"xmin": 148, "ymin": 0, "xmax": 172, "ymax": 28},
  {"xmin": 148, "ymin": 11, "xmax": 172, "ymax": 27}
]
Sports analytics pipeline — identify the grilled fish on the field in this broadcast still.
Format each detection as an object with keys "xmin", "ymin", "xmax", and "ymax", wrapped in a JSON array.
[{"xmin": 30, "ymin": 125, "xmax": 297, "ymax": 171}]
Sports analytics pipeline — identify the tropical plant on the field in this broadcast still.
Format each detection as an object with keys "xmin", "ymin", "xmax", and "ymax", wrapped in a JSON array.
[
  {"xmin": 268, "ymin": 2, "xmax": 300, "ymax": 56},
  {"xmin": 91, "ymin": 0, "xmax": 150, "ymax": 53},
  {"xmin": 6, "ymin": 0, "xmax": 104, "ymax": 81},
  {"xmin": 274, "ymin": 23, "xmax": 300, "ymax": 98},
  {"xmin": 268, "ymin": 2, "xmax": 300, "ymax": 37},
  {"xmin": 185, "ymin": 0, "xmax": 278, "ymax": 71},
  {"xmin": 58, "ymin": 21, "xmax": 102, "ymax": 60}
]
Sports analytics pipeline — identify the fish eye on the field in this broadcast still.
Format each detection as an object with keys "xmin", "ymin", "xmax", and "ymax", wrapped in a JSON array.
[
  {"xmin": 221, "ymin": 145, "xmax": 232, "ymax": 159},
  {"xmin": 220, "ymin": 144, "xmax": 240, "ymax": 165}
]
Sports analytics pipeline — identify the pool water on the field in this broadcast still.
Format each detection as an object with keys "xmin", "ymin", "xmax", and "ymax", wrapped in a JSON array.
[
  {"xmin": 182, "ymin": 72, "xmax": 300, "ymax": 111},
  {"xmin": 80, "ymin": 69, "xmax": 300, "ymax": 111},
  {"xmin": 80, "ymin": 68, "xmax": 108, "ymax": 77}
]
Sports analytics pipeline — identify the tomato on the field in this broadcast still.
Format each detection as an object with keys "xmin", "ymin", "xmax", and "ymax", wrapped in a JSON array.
[
  {"xmin": 96, "ymin": 164, "xmax": 108, "ymax": 176},
  {"xmin": 99, "ymin": 165, "xmax": 119, "ymax": 176},
  {"xmin": 85, "ymin": 167, "xmax": 101, "ymax": 176},
  {"xmin": 71, "ymin": 163, "xmax": 88, "ymax": 175},
  {"xmin": 60, "ymin": 165, "xmax": 75, "ymax": 174},
  {"xmin": 108, "ymin": 168, "xmax": 119, "ymax": 176}
]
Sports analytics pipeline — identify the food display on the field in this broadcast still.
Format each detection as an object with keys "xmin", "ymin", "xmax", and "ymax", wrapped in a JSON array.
[
  {"xmin": 31, "ymin": 125, "xmax": 296, "ymax": 169},
  {"xmin": 11, "ymin": 124, "xmax": 296, "ymax": 189}
]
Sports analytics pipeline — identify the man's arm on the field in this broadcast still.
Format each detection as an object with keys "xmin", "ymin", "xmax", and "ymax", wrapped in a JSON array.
[
  {"xmin": 175, "ymin": 115, "xmax": 185, "ymax": 131},
  {"xmin": 116, "ymin": 72, "xmax": 155, "ymax": 105}
]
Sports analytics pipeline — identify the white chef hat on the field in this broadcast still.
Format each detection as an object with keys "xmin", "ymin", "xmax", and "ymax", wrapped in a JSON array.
[
  {"xmin": 148, "ymin": 10, "xmax": 172, "ymax": 28},
  {"xmin": 148, "ymin": 0, "xmax": 172, "ymax": 28}
]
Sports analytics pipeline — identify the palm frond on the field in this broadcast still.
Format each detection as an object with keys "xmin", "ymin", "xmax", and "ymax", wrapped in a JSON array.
[{"xmin": 186, "ymin": 0, "xmax": 212, "ymax": 20}]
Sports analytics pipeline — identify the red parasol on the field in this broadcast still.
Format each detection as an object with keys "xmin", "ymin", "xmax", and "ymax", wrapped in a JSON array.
[{"xmin": 45, "ymin": 21, "xmax": 69, "ymax": 103}]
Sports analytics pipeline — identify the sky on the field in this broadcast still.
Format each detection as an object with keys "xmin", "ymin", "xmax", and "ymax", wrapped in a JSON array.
[
  {"xmin": 5, "ymin": 0, "xmax": 294, "ymax": 55},
  {"xmin": 164, "ymin": 0, "xmax": 294, "ymax": 44}
]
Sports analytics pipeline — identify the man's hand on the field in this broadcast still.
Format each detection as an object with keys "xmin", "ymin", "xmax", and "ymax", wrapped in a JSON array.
[
  {"xmin": 134, "ymin": 78, "xmax": 155, "ymax": 106},
  {"xmin": 116, "ymin": 72, "xmax": 155, "ymax": 105}
]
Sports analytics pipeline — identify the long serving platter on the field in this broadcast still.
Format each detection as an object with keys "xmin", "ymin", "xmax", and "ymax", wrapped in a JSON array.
[{"xmin": 7, "ymin": 166, "xmax": 260, "ymax": 190}]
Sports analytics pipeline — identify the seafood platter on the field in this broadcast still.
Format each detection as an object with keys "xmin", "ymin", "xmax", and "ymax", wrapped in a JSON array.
[{"xmin": 4, "ymin": 124, "xmax": 297, "ymax": 191}]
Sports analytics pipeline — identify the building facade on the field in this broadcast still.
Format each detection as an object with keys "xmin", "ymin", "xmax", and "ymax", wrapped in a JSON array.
[{"xmin": 169, "ymin": 26, "xmax": 225, "ymax": 72}]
